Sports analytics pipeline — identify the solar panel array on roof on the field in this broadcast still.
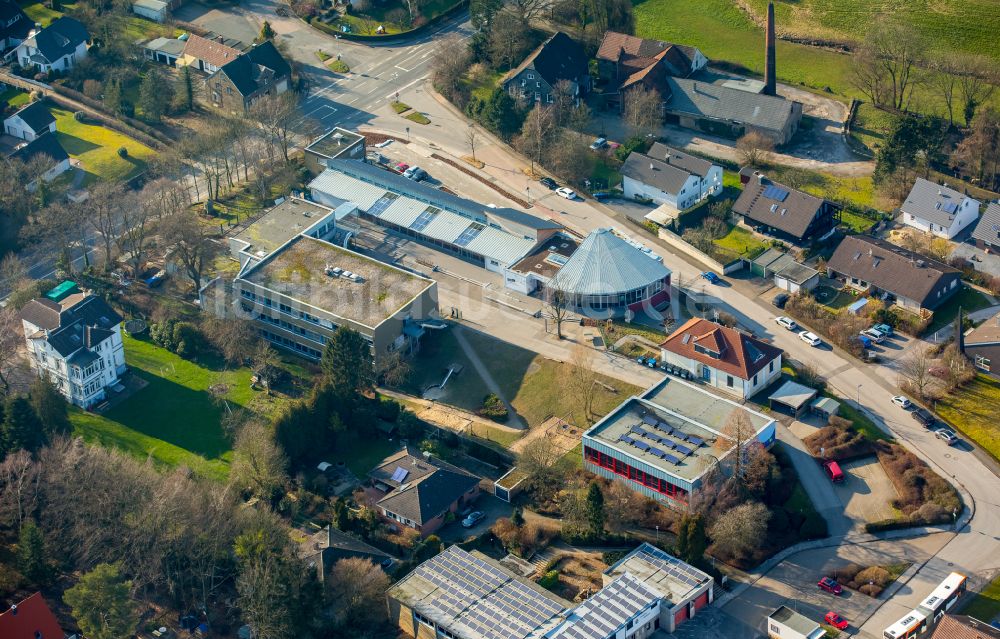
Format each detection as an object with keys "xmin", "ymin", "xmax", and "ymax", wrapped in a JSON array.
[
  {"xmin": 549, "ymin": 572, "xmax": 660, "ymax": 639},
  {"xmin": 410, "ymin": 207, "xmax": 440, "ymax": 232},
  {"xmin": 634, "ymin": 545, "xmax": 707, "ymax": 589},
  {"xmin": 762, "ymin": 185, "xmax": 789, "ymax": 202},
  {"xmin": 368, "ymin": 193, "xmax": 399, "ymax": 217},
  {"xmin": 942, "ymin": 201, "xmax": 959, "ymax": 214},
  {"xmin": 454, "ymin": 222, "xmax": 486, "ymax": 247},
  {"xmin": 390, "ymin": 466, "xmax": 409, "ymax": 483}
]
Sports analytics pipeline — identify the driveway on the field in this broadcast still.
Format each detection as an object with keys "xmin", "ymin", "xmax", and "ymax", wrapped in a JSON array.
[
  {"xmin": 437, "ymin": 493, "xmax": 510, "ymax": 542},
  {"xmin": 951, "ymin": 240, "xmax": 1000, "ymax": 278},
  {"xmin": 833, "ymin": 457, "xmax": 900, "ymax": 525},
  {"xmin": 174, "ymin": 2, "xmax": 261, "ymax": 44}
]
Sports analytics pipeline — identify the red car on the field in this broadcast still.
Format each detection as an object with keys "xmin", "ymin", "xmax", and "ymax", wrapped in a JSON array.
[
  {"xmin": 394, "ymin": 162, "xmax": 409, "ymax": 172},
  {"xmin": 818, "ymin": 577, "xmax": 843, "ymax": 595},
  {"xmin": 825, "ymin": 611, "xmax": 849, "ymax": 630}
]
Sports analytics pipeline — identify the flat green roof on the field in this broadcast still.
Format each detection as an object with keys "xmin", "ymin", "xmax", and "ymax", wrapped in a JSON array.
[{"xmin": 45, "ymin": 281, "xmax": 79, "ymax": 302}]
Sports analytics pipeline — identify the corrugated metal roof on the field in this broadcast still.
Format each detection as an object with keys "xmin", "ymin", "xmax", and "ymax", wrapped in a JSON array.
[
  {"xmin": 549, "ymin": 228, "xmax": 670, "ymax": 296},
  {"xmin": 422, "ymin": 210, "xmax": 470, "ymax": 244},
  {"xmin": 308, "ymin": 171, "xmax": 387, "ymax": 209},
  {"xmin": 378, "ymin": 198, "xmax": 426, "ymax": 228},
  {"xmin": 464, "ymin": 227, "xmax": 536, "ymax": 265}
]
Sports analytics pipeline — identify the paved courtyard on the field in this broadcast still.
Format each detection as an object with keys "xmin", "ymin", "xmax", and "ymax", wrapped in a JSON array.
[{"xmin": 834, "ymin": 457, "xmax": 900, "ymax": 525}]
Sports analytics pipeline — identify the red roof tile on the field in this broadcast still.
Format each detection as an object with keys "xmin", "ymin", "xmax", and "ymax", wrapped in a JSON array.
[
  {"xmin": 929, "ymin": 615, "xmax": 1000, "ymax": 639},
  {"xmin": 660, "ymin": 318, "xmax": 781, "ymax": 380},
  {"xmin": 0, "ymin": 593, "xmax": 66, "ymax": 639}
]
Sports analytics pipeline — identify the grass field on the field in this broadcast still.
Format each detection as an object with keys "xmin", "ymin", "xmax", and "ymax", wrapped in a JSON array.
[
  {"xmin": 962, "ymin": 574, "xmax": 1000, "ymax": 623},
  {"xmin": 936, "ymin": 374, "xmax": 1000, "ymax": 462},
  {"xmin": 926, "ymin": 286, "xmax": 992, "ymax": 333},
  {"xmin": 52, "ymin": 107, "xmax": 156, "ymax": 184},
  {"xmin": 18, "ymin": 0, "xmax": 64, "ymax": 26},
  {"xmin": 741, "ymin": 0, "xmax": 1000, "ymax": 61},
  {"xmin": 714, "ymin": 225, "xmax": 769, "ymax": 257},
  {"xmin": 69, "ymin": 335, "xmax": 281, "ymax": 481},
  {"xmin": 633, "ymin": 0, "xmax": 999, "ymax": 117}
]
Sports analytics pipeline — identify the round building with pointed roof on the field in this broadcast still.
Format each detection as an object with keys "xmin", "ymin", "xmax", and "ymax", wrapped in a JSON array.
[{"xmin": 546, "ymin": 228, "xmax": 671, "ymax": 317}]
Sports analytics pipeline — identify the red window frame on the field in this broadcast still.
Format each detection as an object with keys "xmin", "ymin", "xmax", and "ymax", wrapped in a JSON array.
[{"xmin": 584, "ymin": 446, "xmax": 689, "ymax": 503}]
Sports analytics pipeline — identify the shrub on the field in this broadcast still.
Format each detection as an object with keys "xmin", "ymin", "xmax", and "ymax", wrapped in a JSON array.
[
  {"xmin": 479, "ymin": 393, "xmax": 508, "ymax": 421},
  {"xmin": 537, "ymin": 570, "xmax": 559, "ymax": 589},
  {"xmin": 875, "ymin": 441, "xmax": 961, "ymax": 518},
  {"xmin": 376, "ymin": 397, "xmax": 401, "ymax": 422},
  {"xmin": 73, "ymin": 111, "xmax": 87, "ymax": 122},
  {"xmin": 803, "ymin": 423, "xmax": 874, "ymax": 461},
  {"xmin": 172, "ymin": 322, "xmax": 204, "ymax": 358},
  {"xmin": 117, "ymin": 146, "xmax": 129, "ymax": 158},
  {"xmin": 855, "ymin": 566, "xmax": 892, "ymax": 588}
]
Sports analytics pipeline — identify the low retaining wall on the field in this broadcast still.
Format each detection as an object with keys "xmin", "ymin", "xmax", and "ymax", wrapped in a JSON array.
[{"xmin": 657, "ymin": 228, "xmax": 744, "ymax": 275}]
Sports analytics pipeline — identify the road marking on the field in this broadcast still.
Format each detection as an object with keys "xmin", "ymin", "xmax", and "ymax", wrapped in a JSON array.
[
  {"xmin": 394, "ymin": 64, "xmax": 413, "ymax": 72},
  {"xmin": 383, "ymin": 75, "xmax": 425, "ymax": 100}
]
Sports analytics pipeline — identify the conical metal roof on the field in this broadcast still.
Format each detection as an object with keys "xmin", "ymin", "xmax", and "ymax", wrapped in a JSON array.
[{"xmin": 548, "ymin": 228, "xmax": 670, "ymax": 296}]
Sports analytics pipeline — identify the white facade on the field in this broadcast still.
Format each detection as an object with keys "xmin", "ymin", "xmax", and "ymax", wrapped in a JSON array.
[
  {"xmin": 622, "ymin": 165, "xmax": 722, "ymax": 211},
  {"xmin": 3, "ymin": 114, "xmax": 55, "ymax": 141},
  {"xmin": 21, "ymin": 317, "xmax": 125, "ymax": 408},
  {"xmin": 16, "ymin": 39, "xmax": 87, "ymax": 73},
  {"xmin": 659, "ymin": 349, "xmax": 782, "ymax": 400},
  {"xmin": 902, "ymin": 196, "xmax": 980, "ymax": 239}
]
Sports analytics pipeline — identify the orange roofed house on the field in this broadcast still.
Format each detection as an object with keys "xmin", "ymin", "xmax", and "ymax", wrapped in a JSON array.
[
  {"xmin": 0, "ymin": 592, "xmax": 68, "ymax": 639},
  {"xmin": 659, "ymin": 318, "xmax": 782, "ymax": 400}
]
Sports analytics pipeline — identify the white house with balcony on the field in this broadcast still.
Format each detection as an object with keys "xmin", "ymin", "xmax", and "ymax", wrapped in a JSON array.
[
  {"xmin": 622, "ymin": 143, "xmax": 722, "ymax": 210},
  {"xmin": 18, "ymin": 283, "xmax": 125, "ymax": 408}
]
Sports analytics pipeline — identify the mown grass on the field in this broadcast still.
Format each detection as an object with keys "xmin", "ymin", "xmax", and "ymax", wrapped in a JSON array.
[
  {"xmin": 850, "ymin": 102, "xmax": 897, "ymax": 155},
  {"xmin": 0, "ymin": 88, "xmax": 30, "ymax": 108},
  {"xmin": 18, "ymin": 0, "xmax": 64, "ymax": 26},
  {"xmin": 714, "ymin": 224, "xmax": 769, "ymax": 257},
  {"xmin": 68, "ymin": 335, "xmax": 269, "ymax": 480},
  {"xmin": 926, "ymin": 286, "xmax": 993, "ymax": 333},
  {"xmin": 404, "ymin": 111, "xmax": 431, "ymax": 125},
  {"xmin": 936, "ymin": 374, "xmax": 1000, "ymax": 462},
  {"xmin": 52, "ymin": 107, "xmax": 156, "ymax": 184},
  {"xmin": 740, "ymin": 0, "xmax": 1000, "ymax": 62},
  {"xmin": 963, "ymin": 573, "xmax": 1000, "ymax": 623}
]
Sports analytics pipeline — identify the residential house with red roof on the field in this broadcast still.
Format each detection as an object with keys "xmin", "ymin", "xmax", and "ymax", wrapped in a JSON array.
[
  {"xmin": 659, "ymin": 318, "xmax": 782, "ymax": 399},
  {"xmin": 0, "ymin": 592, "xmax": 68, "ymax": 639},
  {"xmin": 595, "ymin": 31, "xmax": 707, "ymax": 112}
]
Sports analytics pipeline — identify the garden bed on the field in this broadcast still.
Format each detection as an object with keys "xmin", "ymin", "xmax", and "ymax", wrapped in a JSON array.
[{"xmin": 830, "ymin": 562, "xmax": 910, "ymax": 598}]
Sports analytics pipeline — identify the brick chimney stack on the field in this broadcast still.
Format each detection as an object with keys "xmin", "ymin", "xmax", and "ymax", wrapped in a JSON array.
[{"xmin": 763, "ymin": 1, "xmax": 777, "ymax": 96}]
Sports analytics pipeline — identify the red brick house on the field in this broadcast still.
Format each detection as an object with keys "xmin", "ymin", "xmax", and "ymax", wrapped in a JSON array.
[{"xmin": 206, "ymin": 40, "xmax": 291, "ymax": 113}]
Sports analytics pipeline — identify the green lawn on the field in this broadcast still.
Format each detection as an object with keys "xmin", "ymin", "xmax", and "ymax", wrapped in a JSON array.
[
  {"xmin": 850, "ymin": 102, "xmax": 897, "ymax": 155},
  {"xmin": 927, "ymin": 285, "xmax": 993, "ymax": 333},
  {"xmin": 763, "ymin": 165, "xmax": 876, "ymax": 210},
  {"xmin": 963, "ymin": 574, "xmax": 1000, "ymax": 623},
  {"xmin": 404, "ymin": 111, "xmax": 431, "ymax": 125},
  {"xmin": 0, "ymin": 88, "xmax": 30, "ymax": 108},
  {"xmin": 52, "ymin": 107, "xmax": 156, "ymax": 184},
  {"xmin": 714, "ymin": 225, "xmax": 769, "ymax": 257},
  {"xmin": 936, "ymin": 374, "xmax": 1000, "ymax": 462},
  {"xmin": 326, "ymin": 435, "xmax": 398, "ymax": 477},
  {"xmin": 69, "ymin": 335, "xmax": 275, "ymax": 481},
  {"xmin": 839, "ymin": 209, "xmax": 878, "ymax": 233},
  {"xmin": 18, "ymin": 0, "xmax": 63, "ymax": 26}
]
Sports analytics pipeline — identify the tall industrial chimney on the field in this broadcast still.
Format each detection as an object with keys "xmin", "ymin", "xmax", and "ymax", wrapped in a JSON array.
[{"xmin": 763, "ymin": 1, "xmax": 777, "ymax": 96}]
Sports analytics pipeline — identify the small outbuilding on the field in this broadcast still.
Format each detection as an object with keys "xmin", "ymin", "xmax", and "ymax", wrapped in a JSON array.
[
  {"xmin": 768, "ymin": 380, "xmax": 817, "ymax": 417},
  {"xmin": 810, "ymin": 396, "xmax": 840, "ymax": 419},
  {"xmin": 132, "ymin": 0, "xmax": 168, "ymax": 22}
]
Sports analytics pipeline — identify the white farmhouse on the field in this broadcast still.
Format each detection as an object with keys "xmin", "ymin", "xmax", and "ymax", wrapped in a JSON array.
[
  {"xmin": 900, "ymin": 177, "xmax": 980, "ymax": 240},
  {"xmin": 18, "ymin": 283, "xmax": 125, "ymax": 409},
  {"xmin": 622, "ymin": 143, "xmax": 722, "ymax": 211},
  {"xmin": 14, "ymin": 16, "xmax": 89, "ymax": 73}
]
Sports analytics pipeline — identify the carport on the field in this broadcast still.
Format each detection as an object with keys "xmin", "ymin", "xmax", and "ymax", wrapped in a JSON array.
[
  {"xmin": 768, "ymin": 380, "xmax": 817, "ymax": 417},
  {"xmin": 810, "ymin": 396, "xmax": 840, "ymax": 420}
]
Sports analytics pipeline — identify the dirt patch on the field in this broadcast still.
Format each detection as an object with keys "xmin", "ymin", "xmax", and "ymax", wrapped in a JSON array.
[
  {"xmin": 548, "ymin": 553, "xmax": 608, "ymax": 602},
  {"xmin": 508, "ymin": 416, "xmax": 582, "ymax": 456}
]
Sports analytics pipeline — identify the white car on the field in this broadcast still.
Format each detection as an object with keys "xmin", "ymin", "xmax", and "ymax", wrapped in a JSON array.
[
  {"xmin": 556, "ymin": 187, "xmax": 576, "ymax": 200},
  {"xmin": 775, "ymin": 316, "xmax": 798, "ymax": 331},
  {"xmin": 935, "ymin": 429, "xmax": 959, "ymax": 445},
  {"xmin": 891, "ymin": 395, "xmax": 912, "ymax": 410},
  {"xmin": 799, "ymin": 330, "xmax": 822, "ymax": 346},
  {"xmin": 860, "ymin": 328, "xmax": 886, "ymax": 343}
]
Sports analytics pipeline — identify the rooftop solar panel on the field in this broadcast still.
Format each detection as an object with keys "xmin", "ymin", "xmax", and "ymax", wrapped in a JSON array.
[
  {"xmin": 662, "ymin": 452, "xmax": 681, "ymax": 464},
  {"xmin": 390, "ymin": 466, "xmax": 409, "ymax": 482},
  {"xmin": 656, "ymin": 421, "xmax": 674, "ymax": 435},
  {"xmin": 675, "ymin": 444, "xmax": 693, "ymax": 456},
  {"xmin": 635, "ymin": 441, "xmax": 650, "ymax": 452},
  {"xmin": 686, "ymin": 435, "xmax": 705, "ymax": 447},
  {"xmin": 367, "ymin": 192, "xmax": 399, "ymax": 217},
  {"xmin": 762, "ymin": 185, "xmax": 789, "ymax": 202},
  {"xmin": 454, "ymin": 222, "xmax": 486, "ymax": 247},
  {"xmin": 642, "ymin": 414, "xmax": 657, "ymax": 426},
  {"xmin": 942, "ymin": 201, "xmax": 959, "ymax": 214}
]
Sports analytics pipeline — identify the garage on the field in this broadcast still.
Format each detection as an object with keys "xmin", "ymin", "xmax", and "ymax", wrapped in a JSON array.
[{"xmin": 768, "ymin": 380, "xmax": 817, "ymax": 417}]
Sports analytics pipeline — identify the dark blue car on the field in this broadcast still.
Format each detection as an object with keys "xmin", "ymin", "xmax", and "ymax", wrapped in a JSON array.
[{"xmin": 701, "ymin": 271, "xmax": 721, "ymax": 284}]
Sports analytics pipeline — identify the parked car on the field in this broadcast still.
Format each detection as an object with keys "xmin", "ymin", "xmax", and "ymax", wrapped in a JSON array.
[
  {"xmin": 701, "ymin": 271, "xmax": 721, "ymax": 284},
  {"xmin": 589, "ymin": 137, "xmax": 607, "ymax": 150},
  {"xmin": 556, "ymin": 187, "xmax": 577, "ymax": 200},
  {"xmin": 799, "ymin": 331, "xmax": 822, "ymax": 347},
  {"xmin": 776, "ymin": 316, "xmax": 798, "ymax": 331},
  {"xmin": 823, "ymin": 460, "xmax": 845, "ymax": 483},
  {"xmin": 911, "ymin": 408, "xmax": 935, "ymax": 428},
  {"xmin": 935, "ymin": 429, "xmax": 959, "ymax": 445},
  {"xmin": 539, "ymin": 176, "xmax": 558, "ymax": 190},
  {"xmin": 461, "ymin": 511, "xmax": 486, "ymax": 528},
  {"xmin": 860, "ymin": 328, "xmax": 886, "ymax": 343},
  {"xmin": 394, "ymin": 162, "xmax": 409, "ymax": 172},
  {"xmin": 873, "ymin": 323, "xmax": 894, "ymax": 337},
  {"xmin": 403, "ymin": 166, "xmax": 426, "ymax": 181},
  {"xmin": 864, "ymin": 349, "xmax": 879, "ymax": 363},
  {"xmin": 891, "ymin": 395, "xmax": 912, "ymax": 409},
  {"xmin": 818, "ymin": 577, "xmax": 843, "ymax": 595},
  {"xmin": 772, "ymin": 292, "xmax": 789, "ymax": 309},
  {"xmin": 825, "ymin": 612, "xmax": 849, "ymax": 631},
  {"xmin": 145, "ymin": 270, "xmax": 167, "ymax": 288},
  {"xmin": 592, "ymin": 191, "xmax": 611, "ymax": 200}
]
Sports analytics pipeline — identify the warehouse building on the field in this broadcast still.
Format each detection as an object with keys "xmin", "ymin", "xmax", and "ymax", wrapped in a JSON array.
[
  {"xmin": 582, "ymin": 377, "xmax": 775, "ymax": 510},
  {"xmin": 309, "ymin": 161, "xmax": 563, "ymax": 273}
]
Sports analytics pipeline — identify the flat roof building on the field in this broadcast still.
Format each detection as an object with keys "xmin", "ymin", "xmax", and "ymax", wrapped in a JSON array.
[
  {"xmin": 583, "ymin": 377, "xmax": 775, "ymax": 509},
  {"xmin": 309, "ymin": 160, "xmax": 563, "ymax": 273},
  {"xmin": 304, "ymin": 127, "xmax": 366, "ymax": 174},
  {"xmin": 503, "ymin": 232, "xmax": 579, "ymax": 295}
]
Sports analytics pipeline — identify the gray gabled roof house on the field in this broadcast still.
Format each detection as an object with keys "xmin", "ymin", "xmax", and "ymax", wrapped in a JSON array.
[
  {"xmin": 732, "ymin": 172, "xmax": 837, "ymax": 246},
  {"xmin": 14, "ymin": 16, "xmax": 89, "ymax": 73},
  {"xmin": 900, "ymin": 177, "xmax": 980, "ymax": 240},
  {"xmin": 970, "ymin": 202, "xmax": 1000, "ymax": 251}
]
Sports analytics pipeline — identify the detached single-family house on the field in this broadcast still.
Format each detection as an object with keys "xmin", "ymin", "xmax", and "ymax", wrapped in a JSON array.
[
  {"xmin": 660, "ymin": 318, "xmax": 783, "ymax": 399},
  {"xmin": 595, "ymin": 31, "xmax": 707, "ymax": 111},
  {"xmin": 9, "ymin": 132, "xmax": 71, "ymax": 184},
  {"xmin": 0, "ymin": 0, "xmax": 32, "ymax": 51},
  {"xmin": 900, "ymin": 177, "xmax": 980, "ymax": 240},
  {"xmin": 297, "ymin": 525, "xmax": 394, "ymax": 586},
  {"xmin": 4, "ymin": 100, "xmax": 55, "ymax": 141},
  {"xmin": 732, "ymin": 172, "xmax": 837, "ymax": 246},
  {"xmin": 14, "ymin": 16, "xmax": 89, "ymax": 73},
  {"xmin": 0, "ymin": 592, "xmax": 67, "ymax": 639},
  {"xmin": 826, "ymin": 235, "xmax": 962, "ymax": 313},
  {"xmin": 622, "ymin": 142, "xmax": 722, "ymax": 210},
  {"xmin": 963, "ymin": 310, "xmax": 1000, "ymax": 377},
  {"xmin": 969, "ymin": 202, "xmax": 1000, "ymax": 252},
  {"xmin": 179, "ymin": 32, "xmax": 244, "ymax": 73},
  {"xmin": 206, "ymin": 40, "xmax": 291, "ymax": 112},
  {"xmin": 502, "ymin": 31, "xmax": 589, "ymax": 106},
  {"xmin": 18, "ymin": 282, "xmax": 126, "ymax": 409},
  {"xmin": 368, "ymin": 448, "xmax": 480, "ymax": 536}
]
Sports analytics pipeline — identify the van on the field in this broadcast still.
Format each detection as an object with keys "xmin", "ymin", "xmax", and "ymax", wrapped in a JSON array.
[{"xmin": 823, "ymin": 460, "xmax": 845, "ymax": 483}]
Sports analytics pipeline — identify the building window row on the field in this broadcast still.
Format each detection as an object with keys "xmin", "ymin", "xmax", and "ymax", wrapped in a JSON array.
[
  {"xmin": 243, "ymin": 304, "xmax": 327, "ymax": 344},
  {"xmin": 259, "ymin": 330, "xmax": 322, "ymax": 360},
  {"xmin": 584, "ymin": 446, "xmax": 689, "ymax": 502}
]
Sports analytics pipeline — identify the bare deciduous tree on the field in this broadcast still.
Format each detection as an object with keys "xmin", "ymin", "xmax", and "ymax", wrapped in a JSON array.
[
  {"xmin": 736, "ymin": 131, "xmax": 775, "ymax": 168},
  {"xmin": 622, "ymin": 85, "xmax": 662, "ymax": 137},
  {"xmin": 898, "ymin": 347, "xmax": 933, "ymax": 399},
  {"xmin": 161, "ymin": 212, "xmax": 220, "ymax": 290},
  {"xmin": 115, "ymin": 190, "xmax": 154, "ymax": 277},
  {"xmin": 84, "ymin": 182, "xmax": 125, "ymax": 270},
  {"xmin": 566, "ymin": 342, "xmax": 598, "ymax": 424},
  {"xmin": 514, "ymin": 104, "xmax": 557, "ymax": 171},
  {"xmin": 0, "ymin": 450, "xmax": 39, "ymax": 529},
  {"xmin": 544, "ymin": 287, "xmax": 570, "ymax": 339},
  {"xmin": 432, "ymin": 35, "xmax": 473, "ymax": 101},
  {"xmin": 465, "ymin": 124, "xmax": 480, "ymax": 162},
  {"xmin": 487, "ymin": 11, "xmax": 531, "ymax": 69},
  {"xmin": 708, "ymin": 501, "xmax": 769, "ymax": 558},
  {"xmin": 853, "ymin": 18, "xmax": 925, "ymax": 111},
  {"xmin": 327, "ymin": 558, "xmax": 391, "ymax": 627},
  {"xmin": 957, "ymin": 55, "xmax": 998, "ymax": 127},
  {"xmin": 715, "ymin": 408, "xmax": 755, "ymax": 480},
  {"xmin": 0, "ymin": 306, "xmax": 23, "ymax": 390},
  {"xmin": 250, "ymin": 93, "xmax": 299, "ymax": 163},
  {"xmin": 205, "ymin": 317, "xmax": 260, "ymax": 366},
  {"xmin": 230, "ymin": 422, "xmax": 287, "ymax": 501}
]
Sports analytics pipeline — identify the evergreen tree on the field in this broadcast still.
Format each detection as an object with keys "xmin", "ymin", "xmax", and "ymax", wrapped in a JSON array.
[
  {"xmin": 331, "ymin": 497, "xmax": 349, "ymax": 531},
  {"xmin": 17, "ymin": 520, "xmax": 50, "ymax": 585},
  {"xmin": 259, "ymin": 20, "xmax": 275, "ymax": 41},
  {"xmin": 511, "ymin": 507, "xmax": 524, "ymax": 528},
  {"xmin": 585, "ymin": 482, "xmax": 605, "ymax": 537},
  {"xmin": 103, "ymin": 79, "xmax": 123, "ymax": 115},
  {"xmin": 2, "ymin": 395, "xmax": 46, "ymax": 454},
  {"xmin": 139, "ymin": 68, "xmax": 173, "ymax": 122},
  {"xmin": 178, "ymin": 66, "xmax": 194, "ymax": 112},
  {"xmin": 676, "ymin": 514, "xmax": 707, "ymax": 564},
  {"xmin": 29, "ymin": 376, "xmax": 70, "ymax": 437},
  {"xmin": 64, "ymin": 563, "xmax": 138, "ymax": 639},
  {"xmin": 469, "ymin": 0, "xmax": 501, "ymax": 29},
  {"xmin": 320, "ymin": 328, "xmax": 375, "ymax": 396}
]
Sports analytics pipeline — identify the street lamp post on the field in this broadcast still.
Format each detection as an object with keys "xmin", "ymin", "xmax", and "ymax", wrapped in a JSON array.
[{"xmin": 857, "ymin": 383, "xmax": 862, "ymax": 406}]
